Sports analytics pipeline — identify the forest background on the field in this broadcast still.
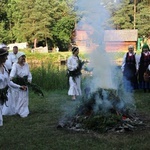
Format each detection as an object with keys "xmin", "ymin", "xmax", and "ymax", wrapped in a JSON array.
[{"xmin": 0, "ymin": 0, "xmax": 150, "ymax": 51}]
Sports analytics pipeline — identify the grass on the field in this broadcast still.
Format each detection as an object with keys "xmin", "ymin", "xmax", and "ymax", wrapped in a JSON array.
[
  {"xmin": 1, "ymin": 51, "xmax": 149, "ymax": 149},
  {"xmin": 0, "ymin": 89, "xmax": 150, "ymax": 150}
]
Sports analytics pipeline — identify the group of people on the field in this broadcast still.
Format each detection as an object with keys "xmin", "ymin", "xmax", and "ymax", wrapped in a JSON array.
[
  {"xmin": 0, "ymin": 44, "xmax": 32, "ymax": 126},
  {"xmin": 121, "ymin": 44, "xmax": 150, "ymax": 92},
  {"xmin": 1, "ymin": 43, "xmax": 150, "ymax": 125},
  {"xmin": 67, "ymin": 44, "xmax": 150, "ymax": 102}
]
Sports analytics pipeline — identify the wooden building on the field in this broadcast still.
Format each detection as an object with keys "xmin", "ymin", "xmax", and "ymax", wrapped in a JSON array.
[
  {"xmin": 73, "ymin": 28, "xmax": 138, "ymax": 53},
  {"xmin": 72, "ymin": 24, "xmax": 97, "ymax": 53},
  {"xmin": 104, "ymin": 30, "xmax": 138, "ymax": 52}
]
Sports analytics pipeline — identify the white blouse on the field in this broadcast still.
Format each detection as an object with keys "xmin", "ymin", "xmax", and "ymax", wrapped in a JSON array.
[
  {"xmin": 67, "ymin": 55, "xmax": 80, "ymax": 71},
  {"xmin": 10, "ymin": 62, "xmax": 32, "ymax": 83},
  {"xmin": 0, "ymin": 65, "xmax": 20, "ymax": 89}
]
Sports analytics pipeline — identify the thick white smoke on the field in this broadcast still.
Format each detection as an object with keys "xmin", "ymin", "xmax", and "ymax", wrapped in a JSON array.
[
  {"xmin": 75, "ymin": 0, "xmax": 117, "ymax": 91},
  {"xmin": 75, "ymin": 0, "xmax": 136, "ymax": 111},
  {"xmin": 58, "ymin": 1, "xmax": 136, "ymax": 125}
]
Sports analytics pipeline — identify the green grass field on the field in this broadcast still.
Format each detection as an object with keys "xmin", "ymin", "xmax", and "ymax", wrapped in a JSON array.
[
  {"xmin": 0, "ymin": 89, "xmax": 150, "ymax": 150},
  {"xmin": 1, "ymin": 51, "xmax": 149, "ymax": 149}
]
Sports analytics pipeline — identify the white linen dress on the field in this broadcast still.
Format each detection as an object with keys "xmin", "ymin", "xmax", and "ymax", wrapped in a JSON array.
[
  {"xmin": 2, "ymin": 62, "xmax": 32, "ymax": 118},
  {"xmin": 67, "ymin": 55, "xmax": 82, "ymax": 96},
  {"xmin": 0, "ymin": 65, "xmax": 20, "ymax": 126}
]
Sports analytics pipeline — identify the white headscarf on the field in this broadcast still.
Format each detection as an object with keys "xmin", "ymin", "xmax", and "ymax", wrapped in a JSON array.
[{"xmin": 17, "ymin": 52, "xmax": 25, "ymax": 59}]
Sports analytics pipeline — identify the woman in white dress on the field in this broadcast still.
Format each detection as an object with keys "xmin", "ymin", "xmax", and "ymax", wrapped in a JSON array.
[
  {"xmin": 67, "ymin": 47, "xmax": 84, "ymax": 100},
  {"xmin": 0, "ymin": 45, "xmax": 22, "ymax": 126},
  {"xmin": 3, "ymin": 52, "xmax": 32, "ymax": 118}
]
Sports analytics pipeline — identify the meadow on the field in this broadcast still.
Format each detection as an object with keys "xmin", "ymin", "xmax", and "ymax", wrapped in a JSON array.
[{"xmin": 0, "ymin": 51, "xmax": 150, "ymax": 150}]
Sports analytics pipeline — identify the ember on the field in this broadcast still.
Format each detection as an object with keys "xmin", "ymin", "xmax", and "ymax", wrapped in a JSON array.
[{"xmin": 57, "ymin": 88, "xmax": 145, "ymax": 133}]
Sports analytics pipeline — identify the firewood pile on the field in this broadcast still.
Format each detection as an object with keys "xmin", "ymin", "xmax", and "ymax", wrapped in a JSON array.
[{"xmin": 57, "ymin": 88, "xmax": 146, "ymax": 133}]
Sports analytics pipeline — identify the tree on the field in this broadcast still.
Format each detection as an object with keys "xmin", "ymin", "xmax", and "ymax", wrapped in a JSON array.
[
  {"xmin": 136, "ymin": 0, "xmax": 150, "ymax": 36},
  {"xmin": 108, "ymin": 0, "xmax": 135, "ymax": 29},
  {"xmin": 105, "ymin": 0, "xmax": 150, "ymax": 38},
  {"xmin": 16, "ymin": 0, "xmax": 54, "ymax": 47},
  {"xmin": 52, "ymin": 0, "xmax": 77, "ymax": 50},
  {"xmin": 0, "ymin": 0, "xmax": 9, "ymax": 43},
  {"xmin": 16, "ymin": 0, "xmax": 76, "ymax": 49}
]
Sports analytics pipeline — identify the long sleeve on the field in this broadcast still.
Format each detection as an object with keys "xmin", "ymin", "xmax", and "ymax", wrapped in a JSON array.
[
  {"xmin": 5, "ymin": 55, "xmax": 12, "ymax": 70},
  {"xmin": 9, "ymin": 63, "xmax": 17, "ymax": 80},
  {"xmin": 136, "ymin": 54, "xmax": 141, "ymax": 70},
  {"xmin": 9, "ymin": 80, "xmax": 21, "ymax": 88},
  {"xmin": 0, "ymin": 67, "xmax": 20, "ymax": 89},
  {"xmin": 27, "ymin": 69, "xmax": 32, "ymax": 83},
  {"xmin": 121, "ymin": 53, "xmax": 126, "ymax": 72},
  {"xmin": 8, "ymin": 64, "xmax": 21, "ymax": 88}
]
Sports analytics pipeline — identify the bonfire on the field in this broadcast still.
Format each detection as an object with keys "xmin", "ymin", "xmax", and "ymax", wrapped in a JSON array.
[{"xmin": 57, "ymin": 88, "xmax": 144, "ymax": 133}]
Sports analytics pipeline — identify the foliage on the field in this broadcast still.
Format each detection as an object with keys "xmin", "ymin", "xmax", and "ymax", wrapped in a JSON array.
[
  {"xmin": 0, "ymin": 0, "xmax": 77, "ymax": 49},
  {"xmin": 106, "ymin": 0, "xmax": 150, "ymax": 36},
  {"xmin": 82, "ymin": 114, "xmax": 121, "ymax": 132},
  {"xmin": 110, "ymin": 1, "xmax": 134, "ymax": 29},
  {"xmin": 0, "ymin": 0, "xmax": 149, "ymax": 49},
  {"xmin": 52, "ymin": 16, "xmax": 75, "ymax": 50},
  {"xmin": 136, "ymin": 1, "xmax": 150, "ymax": 36}
]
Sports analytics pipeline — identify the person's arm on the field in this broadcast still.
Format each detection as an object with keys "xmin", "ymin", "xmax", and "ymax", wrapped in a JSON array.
[
  {"xmin": 27, "ymin": 65, "xmax": 32, "ymax": 83},
  {"xmin": 9, "ymin": 63, "xmax": 26, "ymax": 90},
  {"xmin": 121, "ymin": 53, "xmax": 126, "ymax": 72},
  {"xmin": 9, "ymin": 63, "xmax": 17, "ymax": 79},
  {"xmin": 135, "ymin": 53, "xmax": 141, "ymax": 71}
]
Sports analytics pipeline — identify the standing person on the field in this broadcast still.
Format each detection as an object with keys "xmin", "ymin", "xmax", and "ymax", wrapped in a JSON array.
[
  {"xmin": 0, "ymin": 46, "xmax": 22, "ymax": 126},
  {"xmin": 121, "ymin": 45, "xmax": 138, "ymax": 92},
  {"xmin": 5, "ymin": 46, "xmax": 20, "ymax": 72},
  {"xmin": 0, "ymin": 47, "xmax": 9, "ymax": 126},
  {"xmin": 2, "ymin": 52, "xmax": 32, "ymax": 118},
  {"xmin": 137, "ymin": 44, "xmax": 150, "ymax": 92},
  {"xmin": 67, "ymin": 47, "xmax": 84, "ymax": 100}
]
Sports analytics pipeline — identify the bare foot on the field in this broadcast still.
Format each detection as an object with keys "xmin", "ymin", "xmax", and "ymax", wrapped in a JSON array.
[{"xmin": 72, "ymin": 96, "xmax": 76, "ymax": 100}]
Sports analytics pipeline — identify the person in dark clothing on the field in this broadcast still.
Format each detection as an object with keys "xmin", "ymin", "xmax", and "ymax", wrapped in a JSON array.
[
  {"xmin": 137, "ymin": 44, "xmax": 150, "ymax": 92},
  {"xmin": 121, "ymin": 45, "xmax": 138, "ymax": 92}
]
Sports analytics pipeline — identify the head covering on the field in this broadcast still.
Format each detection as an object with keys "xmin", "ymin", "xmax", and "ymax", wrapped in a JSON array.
[
  {"xmin": 142, "ymin": 44, "xmax": 149, "ymax": 50},
  {"xmin": 0, "ymin": 43, "xmax": 9, "ymax": 50},
  {"xmin": 0, "ymin": 48, "xmax": 8, "ymax": 56},
  {"xmin": 72, "ymin": 47, "xmax": 79, "ymax": 54},
  {"xmin": 17, "ymin": 52, "xmax": 25, "ymax": 59},
  {"xmin": 128, "ymin": 45, "xmax": 134, "ymax": 49}
]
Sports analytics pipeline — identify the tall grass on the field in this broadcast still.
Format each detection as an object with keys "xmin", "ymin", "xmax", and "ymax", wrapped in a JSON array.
[
  {"xmin": 31, "ymin": 62, "xmax": 68, "ymax": 91},
  {"xmin": 26, "ymin": 51, "xmax": 87, "ymax": 91}
]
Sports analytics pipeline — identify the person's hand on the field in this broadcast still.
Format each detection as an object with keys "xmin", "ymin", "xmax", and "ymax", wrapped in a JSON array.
[{"xmin": 20, "ymin": 86, "xmax": 27, "ymax": 91}]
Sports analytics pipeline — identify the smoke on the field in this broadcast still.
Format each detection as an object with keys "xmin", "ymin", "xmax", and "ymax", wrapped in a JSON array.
[
  {"xmin": 74, "ymin": 0, "xmax": 135, "ymax": 111},
  {"xmin": 75, "ymin": 0, "xmax": 118, "ymax": 91},
  {"xmin": 58, "ymin": 1, "xmax": 136, "ymax": 125}
]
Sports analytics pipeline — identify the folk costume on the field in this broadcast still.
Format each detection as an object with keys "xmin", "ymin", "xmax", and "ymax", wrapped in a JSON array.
[
  {"xmin": 0, "ymin": 46, "xmax": 21, "ymax": 126},
  {"xmin": 121, "ymin": 51, "xmax": 138, "ymax": 92},
  {"xmin": 2, "ymin": 52, "xmax": 32, "ymax": 118},
  {"xmin": 137, "ymin": 44, "xmax": 150, "ymax": 92},
  {"xmin": 143, "ymin": 64, "xmax": 150, "ymax": 82},
  {"xmin": 67, "ymin": 47, "xmax": 84, "ymax": 100}
]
